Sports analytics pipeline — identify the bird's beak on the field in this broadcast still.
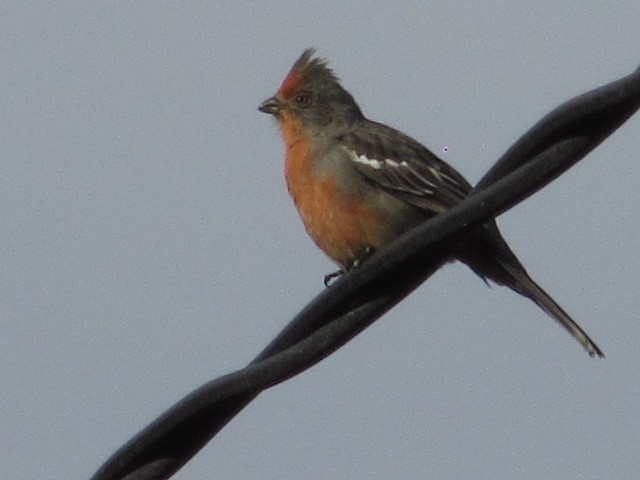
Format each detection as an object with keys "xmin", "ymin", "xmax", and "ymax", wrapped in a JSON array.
[{"xmin": 258, "ymin": 96, "xmax": 282, "ymax": 115}]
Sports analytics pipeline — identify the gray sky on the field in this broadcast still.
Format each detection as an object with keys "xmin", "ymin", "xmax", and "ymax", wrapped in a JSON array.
[{"xmin": 2, "ymin": 2, "xmax": 640, "ymax": 479}]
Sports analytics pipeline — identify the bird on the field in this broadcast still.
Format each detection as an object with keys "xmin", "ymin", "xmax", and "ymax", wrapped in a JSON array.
[{"xmin": 258, "ymin": 48, "xmax": 603, "ymax": 358}]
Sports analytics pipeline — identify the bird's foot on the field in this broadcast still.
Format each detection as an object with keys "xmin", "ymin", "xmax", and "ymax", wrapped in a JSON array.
[
  {"xmin": 323, "ymin": 269, "xmax": 345, "ymax": 287},
  {"xmin": 323, "ymin": 247, "xmax": 375, "ymax": 287}
]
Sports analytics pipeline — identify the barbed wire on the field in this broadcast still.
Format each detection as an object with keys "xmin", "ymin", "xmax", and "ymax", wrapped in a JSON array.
[{"xmin": 91, "ymin": 64, "xmax": 640, "ymax": 480}]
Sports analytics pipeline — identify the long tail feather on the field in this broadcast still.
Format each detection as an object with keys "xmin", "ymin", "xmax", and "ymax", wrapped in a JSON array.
[
  {"xmin": 457, "ymin": 222, "xmax": 604, "ymax": 357},
  {"xmin": 496, "ymin": 258, "xmax": 604, "ymax": 358}
]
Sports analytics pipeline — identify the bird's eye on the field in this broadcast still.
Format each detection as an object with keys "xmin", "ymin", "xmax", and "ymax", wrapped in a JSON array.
[{"xmin": 294, "ymin": 93, "xmax": 311, "ymax": 106}]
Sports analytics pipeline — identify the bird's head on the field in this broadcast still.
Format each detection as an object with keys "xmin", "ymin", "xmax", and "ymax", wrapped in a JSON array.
[{"xmin": 258, "ymin": 48, "xmax": 363, "ymax": 128}]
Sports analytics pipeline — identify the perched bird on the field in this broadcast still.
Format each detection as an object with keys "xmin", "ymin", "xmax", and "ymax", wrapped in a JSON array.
[{"xmin": 259, "ymin": 48, "xmax": 603, "ymax": 357}]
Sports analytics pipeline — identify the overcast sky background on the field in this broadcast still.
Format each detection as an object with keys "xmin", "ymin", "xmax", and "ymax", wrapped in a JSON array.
[{"xmin": 2, "ymin": 2, "xmax": 640, "ymax": 479}]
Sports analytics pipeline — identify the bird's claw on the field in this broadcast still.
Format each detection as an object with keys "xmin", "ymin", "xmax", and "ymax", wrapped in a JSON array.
[{"xmin": 323, "ymin": 269, "xmax": 345, "ymax": 287}]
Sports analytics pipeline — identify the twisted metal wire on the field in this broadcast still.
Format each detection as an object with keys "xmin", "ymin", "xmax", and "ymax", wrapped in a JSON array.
[{"xmin": 91, "ymin": 64, "xmax": 640, "ymax": 480}]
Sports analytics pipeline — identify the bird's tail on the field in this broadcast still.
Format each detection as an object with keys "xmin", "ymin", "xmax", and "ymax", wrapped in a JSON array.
[
  {"xmin": 457, "ymin": 223, "xmax": 604, "ymax": 358},
  {"xmin": 494, "ymin": 256, "xmax": 604, "ymax": 357}
]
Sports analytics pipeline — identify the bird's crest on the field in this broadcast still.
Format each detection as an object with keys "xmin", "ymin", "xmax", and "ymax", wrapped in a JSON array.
[{"xmin": 277, "ymin": 48, "xmax": 339, "ymax": 99}]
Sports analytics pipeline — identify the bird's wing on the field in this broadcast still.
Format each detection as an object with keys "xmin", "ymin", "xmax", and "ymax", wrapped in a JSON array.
[{"xmin": 341, "ymin": 121, "xmax": 472, "ymax": 214}]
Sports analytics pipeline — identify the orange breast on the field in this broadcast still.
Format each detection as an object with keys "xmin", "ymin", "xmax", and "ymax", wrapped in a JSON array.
[{"xmin": 280, "ymin": 115, "xmax": 387, "ymax": 268}]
